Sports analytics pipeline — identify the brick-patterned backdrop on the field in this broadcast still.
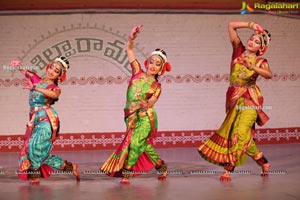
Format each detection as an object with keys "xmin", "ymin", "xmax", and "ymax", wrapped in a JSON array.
[{"xmin": 0, "ymin": 13, "xmax": 299, "ymax": 151}]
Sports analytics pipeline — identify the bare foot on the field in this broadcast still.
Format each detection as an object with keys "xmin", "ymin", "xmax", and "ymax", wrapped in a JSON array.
[
  {"xmin": 158, "ymin": 172, "xmax": 168, "ymax": 181},
  {"xmin": 30, "ymin": 178, "xmax": 40, "ymax": 185},
  {"xmin": 220, "ymin": 170, "xmax": 231, "ymax": 181},
  {"xmin": 72, "ymin": 164, "xmax": 80, "ymax": 181},
  {"xmin": 261, "ymin": 163, "xmax": 270, "ymax": 177},
  {"xmin": 120, "ymin": 178, "xmax": 130, "ymax": 185}
]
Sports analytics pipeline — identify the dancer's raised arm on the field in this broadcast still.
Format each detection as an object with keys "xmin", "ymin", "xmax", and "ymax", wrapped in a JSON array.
[
  {"xmin": 126, "ymin": 25, "xmax": 143, "ymax": 63},
  {"xmin": 228, "ymin": 21, "xmax": 264, "ymax": 47}
]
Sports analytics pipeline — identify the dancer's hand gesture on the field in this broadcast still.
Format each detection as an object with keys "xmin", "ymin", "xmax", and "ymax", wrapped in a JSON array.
[
  {"xmin": 10, "ymin": 60, "xmax": 25, "ymax": 72},
  {"xmin": 253, "ymin": 23, "xmax": 264, "ymax": 33},
  {"xmin": 129, "ymin": 25, "xmax": 143, "ymax": 40}
]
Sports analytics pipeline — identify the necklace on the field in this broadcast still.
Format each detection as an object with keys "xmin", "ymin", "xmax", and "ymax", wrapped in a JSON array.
[
  {"xmin": 40, "ymin": 78, "xmax": 54, "ymax": 84},
  {"xmin": 239, "ymin": 52, "xmax": 257, "ymax": 69},
  {"xmin": 132, "ymin": 73, "xmax": 155, "ymax": 99},
  {"xmin": 241, "ymin": 52, "xmax": 256, "ymax": 59}
]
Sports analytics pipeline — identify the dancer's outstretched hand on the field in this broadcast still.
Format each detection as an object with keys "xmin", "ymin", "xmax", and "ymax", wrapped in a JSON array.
[
  {"xmin": 10, "ymin": 60, "xmax": 22, "ymax": 67},
  {"xmin": 10, "ymin": 60, "xmax": 26, "ymax": 72},
  {"xmin": 129, "ymin": 25, "xmax": 143, "ymax": 40}
]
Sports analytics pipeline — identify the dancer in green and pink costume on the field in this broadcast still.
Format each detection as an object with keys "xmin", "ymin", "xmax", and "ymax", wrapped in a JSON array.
[{"xmin": 101, "ymin": 25, "xmax": 172, "ymax": 184}]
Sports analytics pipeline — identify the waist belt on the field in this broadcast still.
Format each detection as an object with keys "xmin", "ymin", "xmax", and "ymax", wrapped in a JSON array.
[{"xmin": 30, "ymin": 106, "xmax": 49, "ymax": 113}]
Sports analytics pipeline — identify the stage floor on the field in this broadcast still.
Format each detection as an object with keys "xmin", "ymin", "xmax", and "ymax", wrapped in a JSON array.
[{"xmin": 0, "ymin": 143, "xmax": 299, "ymax": 200}]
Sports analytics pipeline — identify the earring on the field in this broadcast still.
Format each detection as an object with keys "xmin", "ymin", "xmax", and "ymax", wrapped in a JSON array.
[{"xmin": 144, "ymin": 59, "xmax": 149, "ymax": 67}]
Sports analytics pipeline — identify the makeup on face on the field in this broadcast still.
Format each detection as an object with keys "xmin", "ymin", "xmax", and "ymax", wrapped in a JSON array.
[
  {"xmin": 149, "ymin": 56, "xmax": 162, "ymax": 67},
  {"xmin": 47, "ymin": 62, "xmax": 62, "ymax": 80},
  {"xmin": 247, "ymin": 35, "xmax": 262, "ymax": 52},
  {"xmin": 248, "ymin": 34, "xmax": 263, "ymax": 48},
  {"xmin": 148, "ymin": 55, "xmax": 163, "ymax": 75}
]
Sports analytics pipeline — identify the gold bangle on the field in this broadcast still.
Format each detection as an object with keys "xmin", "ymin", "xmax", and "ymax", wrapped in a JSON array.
[{"xmin": 248, "ymin": 22, "xmax": 255, "ymax": 29}]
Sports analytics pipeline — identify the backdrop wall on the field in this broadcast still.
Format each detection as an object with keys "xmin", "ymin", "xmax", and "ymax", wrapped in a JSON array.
[{"xmin": 0, "ymin": 13, "xmax": 299, "ymax": 151}]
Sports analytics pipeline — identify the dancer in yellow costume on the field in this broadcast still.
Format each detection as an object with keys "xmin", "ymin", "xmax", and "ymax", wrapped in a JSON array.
[
  {"xmin": 198, "ymin": 21, "xmax": 272, "ymax": 181},
  {"xmin": 101, "ymin": 25, "xmax": 172, "ymax": 184}
]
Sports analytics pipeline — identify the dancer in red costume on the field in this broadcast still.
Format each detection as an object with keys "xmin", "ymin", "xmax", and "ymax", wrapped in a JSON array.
[{"xmin": 198, "ymin": 21, "xmax": 272, "ymax": 181}]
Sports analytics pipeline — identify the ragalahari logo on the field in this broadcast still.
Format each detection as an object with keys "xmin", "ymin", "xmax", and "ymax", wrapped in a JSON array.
[
  {"xmin": 241, "ymin": 1, "xmax": 254, "ymax": 15},
  {"xmin": 240, "ymin": 1, "xmax": 299, "ymax": 15}
]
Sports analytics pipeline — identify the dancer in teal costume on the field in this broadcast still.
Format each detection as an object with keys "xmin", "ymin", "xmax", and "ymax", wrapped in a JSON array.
[{"xmin": 14, "ymin": 57, "xmax": 80, "ymax": 185}]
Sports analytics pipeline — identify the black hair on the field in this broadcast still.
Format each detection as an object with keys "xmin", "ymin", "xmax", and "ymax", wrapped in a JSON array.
[
  {"xmin": 154, "ymin": 48, "xmax": 167, "ymax": 57},
  {"xmin": 59, "ymin": 56, "xmax": 70, "ymax": 67}
]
